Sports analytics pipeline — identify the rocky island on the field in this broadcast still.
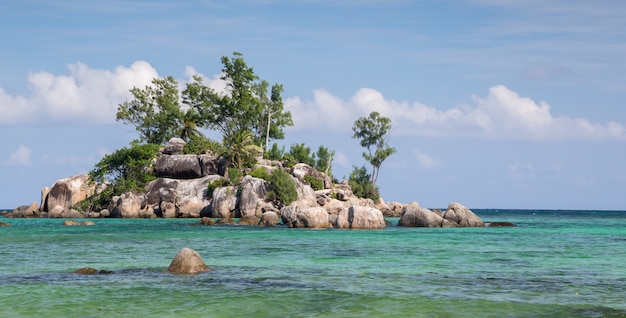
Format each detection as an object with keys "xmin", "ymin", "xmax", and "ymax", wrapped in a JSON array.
[{"xmin": 7, "ymin": 138, "xmax": 484, "ymax": 229}]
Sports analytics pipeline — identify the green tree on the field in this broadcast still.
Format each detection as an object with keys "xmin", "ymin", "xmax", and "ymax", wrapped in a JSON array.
[
  {"xmin": 183, "ymin": 52, "xmax": 293, "ymax": 151},
  {"xmin": 314, "ymin": 145, "xmax": 335, "ymax": 176},
  {"xmin": 352, "ymin": 111, "xmax": 396, "ymax": 185},
  {"xmin": 79, "ymin": 143, "xmax": 161, "ymax": 211},
  {"xmin": 286, "ymin": 143, "xmax": 316, "ymax": 166},
  {"xmin": 223, "ymin": 128, "xmax": 263, "ymax": 171},
  {"xmin": 116, "ymin": 76, "xmax": 185, "ymax": 145},
  {"xmin": 266, "ymin": 142, "xmax": 285, "ymax": 161}
]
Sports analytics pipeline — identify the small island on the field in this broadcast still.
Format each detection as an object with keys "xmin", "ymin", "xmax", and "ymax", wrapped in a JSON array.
[{"xmin": 6, "ymin": 53, "xmax": 485, "ymax": 229}]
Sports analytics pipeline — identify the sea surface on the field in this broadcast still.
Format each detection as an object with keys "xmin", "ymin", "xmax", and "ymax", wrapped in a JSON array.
[{"xmin": 0, "ymin": 210, "xmax": 625, "ymax": 317}]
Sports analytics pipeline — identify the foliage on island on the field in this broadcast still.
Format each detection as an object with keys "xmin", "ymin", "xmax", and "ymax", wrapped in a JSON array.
[{"xmin": 79, "ymin": 52, "xmax": 396, "ymax": 211}]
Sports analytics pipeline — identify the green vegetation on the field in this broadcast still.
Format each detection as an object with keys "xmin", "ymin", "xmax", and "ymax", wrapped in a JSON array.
[
  {"xmin": 78, "ymin": 143, "xmax": 161, "ymax": 211},
  {"xmin": 304, "ymin": 175, "xmax": 324, "ymax": 191},
  {"xmin": 348, "ymin": 166, "xmax": 380, "ymax": 201},
  {"xmin": 266, "ymin": 169, "xmax": 297, "ymax": 208},
  {"xmin": 352, "ymin": 111, "xmax": 396, "ymax": 185},
  {"xmin": 183, "ymin": 135, "xmax": 225, "ymax": 155},
  {"xmin": 249, "ymin": 167, "xmax": 270, "ymax": 180},
  {"xmin": 207, "ymin": 178, "xmax": 230, "ymax": 197},
  {"xmin": 184, "ymin": 52, "xmax": 293, "ymax": 167},
  {"xmin": 79, "ymin": 53, "xmax": 396, "ymax": 213},
  {"xmin": 314, "ymin": 145, "xmax": 335, "ymax": 177}
]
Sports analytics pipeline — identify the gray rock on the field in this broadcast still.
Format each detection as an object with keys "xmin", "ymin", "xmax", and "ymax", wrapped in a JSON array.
[
  {"xmin": 239, "ymin": 176, "xmax": 269, "ymax": 217},
  {"xmin": 334, "ymin": 206, "xmax": 386, "ymax": 229},
  {"xmin": 397, "ymin": 202, "xmax": 456, "ymax": 228},
  {"xmin": 211, "ymin": 186, "xmax": 238, "ymax": 219},
  {"xmin": 285, "ymin": 206, "xmax": 330, "ymax": 229},
  {"xmin": 167, "ymin": 247, "xmax": 211, "ymax": 274},
  {"xmin": 443, "ymin": 202, "xmax": 485, "ymax": 227},
  {"xmin": 155, "ymin": 154, "xmax": 202, "ymax": 179},
  {"xmin": 260, "ymin": 211, "xmax": 280, "ymax": 227},
  {"xmin": 43, "ymin": 174, "xmax": 95, "ymax": 212},
  {"xmin": 109, "ymin": 192, "xmax": 145, "ymax": 218},
  {"xmin": 162, "ymin": 137, "xmax": 186, "ymax": 155}
]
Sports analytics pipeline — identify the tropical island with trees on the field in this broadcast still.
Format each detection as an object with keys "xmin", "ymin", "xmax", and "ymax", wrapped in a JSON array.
[{"xmin": 5, "ymin": 53, "xmax": 487, "ymax": 229}]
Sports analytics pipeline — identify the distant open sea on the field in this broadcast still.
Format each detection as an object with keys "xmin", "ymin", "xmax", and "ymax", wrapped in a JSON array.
[{"xmin": 1, "ymin": 209, "xmax": 625, "ymax": 317}]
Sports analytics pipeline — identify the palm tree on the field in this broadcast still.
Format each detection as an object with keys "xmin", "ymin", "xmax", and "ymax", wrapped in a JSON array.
[
  {"xmin": 223, "ymin": 129, "xmax": 262, "ymax": 171},
  {"xmin": 177, "ymin": 109, "xmax": 204, "ymax": 143}
]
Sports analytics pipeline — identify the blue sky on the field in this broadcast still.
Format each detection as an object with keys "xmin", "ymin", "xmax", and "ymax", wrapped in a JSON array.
[{"xmin": 1, "ymin": 0, "xmax": 625, "ymax": 210}]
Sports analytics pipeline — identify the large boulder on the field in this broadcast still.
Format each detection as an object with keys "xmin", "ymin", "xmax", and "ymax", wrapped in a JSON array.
[
  {"xmin": 43, "ymin": 174, "xmax": 96, "ymax": 212},
  {"xmin": 323, "ymin": 199, "xmax": 346, "ymax": 215},
  {"xmin": 443, "ymin": 202, "xmax": 485, "ymax": 227},
  {"xmin": 211, "ymin": 186, "xmax": 239, "ymax": 219},
  {"xmin": 162, "ymin": 137, "xmax": 186, "ymax": 155},
  {"xmin": 284, "ymin": 206, "xmax": 330, "ymax": 229},
  {"xmin": 109, "ymin": 192, "xmax": 145, "ymax": 218},
  {"xmin": 239, "ymin": 175, "xmax": 269, "ymax": 217},
  {"xmin": 145, "ymin": 176, "xmax": 218, "ymax": 218},
  {"xmin": 334, "ymin": 206, "xmax": 386, "ymax": 229},
  {"xmin": 397, "ymin": 202, "xmax": 456, "ymax": 228},
  {"xmin": 175, "ymin": 176, "xmax": 217, "ymax": 218},
  {"xmin": 155, "ymin": 154, "xmax": 202, "ymax": 179},
  {"xmin": 167, "ymin": 248, "xmax": 211, "ymax": 274},
  {"xmin": 260, "ymin": 211, "xmax": 280, "ymax": 227},
  {"xmin": 280, "ymin": 199, "xmax": 318, "ymax": 225},
  {"xmin": 9, "ymin": 202, "xmax": 39, "ymax": 218},
  {"xmin": 145, "ymin": 178, "xmax": 179, "ymax": 207}
]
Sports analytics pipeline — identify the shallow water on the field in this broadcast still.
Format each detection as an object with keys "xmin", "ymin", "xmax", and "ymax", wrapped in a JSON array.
[{"xmin": 1, "ymin": 210, "xmax": 625, "ymax": 317}]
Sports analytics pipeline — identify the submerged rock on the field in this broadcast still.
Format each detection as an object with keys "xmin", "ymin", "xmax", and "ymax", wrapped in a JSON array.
[
  {"xmin": 485, "ymin": 222, "xmax": 516, "ymax": 227},
  {"xmin": 167, "ymin": 248, "xmax": 211, "ymax": 274},
  {"xmin": 73, "ymin": 267, "xmax": 113, "ymax": 275}
]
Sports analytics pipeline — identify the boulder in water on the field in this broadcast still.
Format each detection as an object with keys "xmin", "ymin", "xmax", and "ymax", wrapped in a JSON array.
[{"xmin": 167, "ymin": 248, "xmax": 211, "ymax": 274}]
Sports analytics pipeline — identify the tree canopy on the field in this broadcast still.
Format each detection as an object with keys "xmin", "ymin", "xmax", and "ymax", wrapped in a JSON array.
[
  {"xmin": 352, "ymin": 111, "xmax": 397, "ymax": 185},
  {"xmin": 183, "ymin": 52, "xmax": 293, "ymax": 154}
]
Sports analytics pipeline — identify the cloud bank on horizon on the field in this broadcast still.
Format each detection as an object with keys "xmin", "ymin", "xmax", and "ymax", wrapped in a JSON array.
[{"xmin": 1, "ymin": 61, "xmax": 623, "ymax": 143}]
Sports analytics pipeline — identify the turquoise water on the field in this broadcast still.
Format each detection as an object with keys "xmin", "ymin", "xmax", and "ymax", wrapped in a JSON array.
[{"xmin": 1, "ymin": 210, "xmax": 625, "ymax": 317}]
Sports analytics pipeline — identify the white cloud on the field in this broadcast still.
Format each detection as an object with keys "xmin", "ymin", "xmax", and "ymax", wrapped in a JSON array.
[
  {"xmin": 4, "ymin": 145, "xmax": 32, "ymax": 166},
  {"xmin": 286, "ymin": 84, "xmax": 626, "ymax": 141},
  {"xmin": 0, "ymin": 61, "xmax": 158, "ymax": 124},
  {"xmin": 3, "ymin": 62, "xmax": 623, "ymax": 142},
  {"xmin": 413, "ymin": 149, "xmax": 442, "ymax": 170}
]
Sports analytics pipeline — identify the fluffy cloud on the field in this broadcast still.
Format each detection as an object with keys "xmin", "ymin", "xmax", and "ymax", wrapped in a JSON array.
[
  {"xmin": 0, "ymin": 61, "xmax": 158, "ymax": 124},
  {"xmin": 286, "ymin": 84, "xmax": 625, "ymax": 141},
  {"xmin": 3, "ymin": 145, "xmax": 32, "ymax": 166},
  {"xmin": 3, "ymin": 62, "xmax": 623, "ymax": 142}
]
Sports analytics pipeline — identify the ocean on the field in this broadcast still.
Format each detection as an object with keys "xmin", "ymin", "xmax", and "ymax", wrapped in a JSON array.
[{"xmin": 0, "ymin": 210, "xmax": 625, "ymax": 317}]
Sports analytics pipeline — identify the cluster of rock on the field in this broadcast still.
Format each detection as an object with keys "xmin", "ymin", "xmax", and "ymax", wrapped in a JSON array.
[{"xmin": 6, "ymin": 138, "xmax": 485, "ymax": 229}]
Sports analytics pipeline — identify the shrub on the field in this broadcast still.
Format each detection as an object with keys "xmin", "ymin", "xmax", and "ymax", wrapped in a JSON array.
[
  {"xmin": 228, "ymin": 167, "xmax": 243, "ymax": 184},
  {"xmin": 304, "ymin": 175, "xmax": 324, "ymax": 191},
  {"xmin": 348, "ymin": 166, "xmax": 380, "ymax": 201},
  {"xmin": 207, "ymin": 178, "xmax": 229, "ymax": 197},
  {"xmin": 78, "ymin": 142, "xmax": 161, "ymax": 211},
  {"xmin": 266, "ymin": 169, "xmax": 297, "ymax": 208},
  {"xmin": 249, "ymin": 167, "xmax": 270, "ymax": 180}
]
